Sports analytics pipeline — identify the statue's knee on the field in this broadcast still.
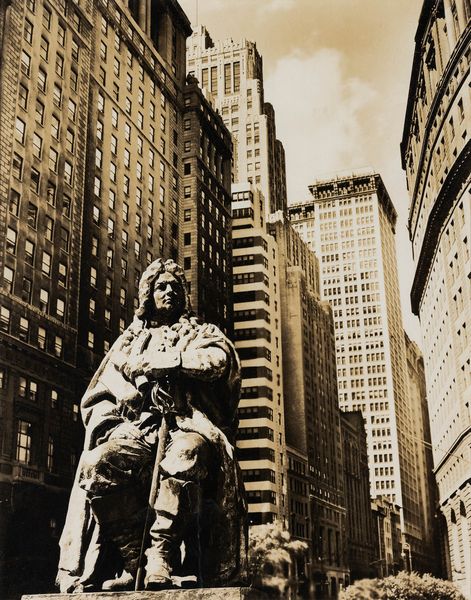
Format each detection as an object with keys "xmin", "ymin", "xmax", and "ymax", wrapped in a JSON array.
[{"xmin": 160, "ymin": 432, "xmax": 210, "ymax": 480}]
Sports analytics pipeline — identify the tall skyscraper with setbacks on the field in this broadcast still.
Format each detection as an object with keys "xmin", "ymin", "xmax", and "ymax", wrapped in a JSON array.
[{"xmin": 187, "ymin": 25, "xmax": 288, "ymax": 216}]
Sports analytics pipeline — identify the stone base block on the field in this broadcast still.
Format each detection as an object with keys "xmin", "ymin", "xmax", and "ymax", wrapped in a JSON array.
[{"xmin": 22, "ymin": 588, "xmax": 268, "ymax": 600}]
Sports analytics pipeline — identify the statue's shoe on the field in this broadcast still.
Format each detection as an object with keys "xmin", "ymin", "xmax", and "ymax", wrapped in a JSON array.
[
  {"xmin": 145, "ymin": 575, "xmax": 175, "ymax": 591},
  {"xmin": 102, "ymin": 571, "xmax": 134, "ymax": 591}
]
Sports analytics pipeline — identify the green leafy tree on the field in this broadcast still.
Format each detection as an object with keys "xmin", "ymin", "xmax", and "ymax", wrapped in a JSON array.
[
  {"xmin": 340, "ymin": 571, "xmax": 466, "ymax": 600},
  {"xmin": 249, "ymin": 522, "xmax": 308, "ymax": 597}
]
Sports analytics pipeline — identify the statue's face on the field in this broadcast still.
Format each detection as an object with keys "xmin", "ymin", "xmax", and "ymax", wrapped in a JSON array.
[{"xmin": 152, "ymin": 271, "xmax": 185, "ymax": 323}]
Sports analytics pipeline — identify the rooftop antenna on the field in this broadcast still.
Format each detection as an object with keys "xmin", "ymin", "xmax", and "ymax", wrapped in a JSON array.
[{"xmin": 195, "ymin": 0, "xmax": 198, "ymax": 26}]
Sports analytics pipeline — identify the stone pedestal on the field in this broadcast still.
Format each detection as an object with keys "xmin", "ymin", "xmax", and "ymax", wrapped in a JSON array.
[{"xmin": 22, "ymin": 589, "xmax": 268, "ymax": 600}]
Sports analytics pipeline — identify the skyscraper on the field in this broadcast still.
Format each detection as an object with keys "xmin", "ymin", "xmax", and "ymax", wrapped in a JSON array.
[
  {"xmin": 187, "ymin": 26, "xmax": 288, "ymax": 216},
  {"xmin": 78, "ymin": 0, "xmax": 192, "ymax": 374},
  {"xmin": 232, "ymin": 183, "xmax": 287, "ymax": 525},
  {"xmin": 401, "ymin": 1, "xmax": 470, "ymax": 592},
  {"xmin": 181, "ymin": 76, "xmax": 233, "ymax": 333},
  {"xmin": 288, "ymin": 171, "xmax": 436, "ymax": 572},
  {"xmin": 0, "ymin": 0, "xmax": 94, "ymax": 592}
]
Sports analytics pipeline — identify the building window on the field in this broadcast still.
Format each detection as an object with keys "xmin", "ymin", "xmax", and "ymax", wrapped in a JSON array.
[
  {"xmin": 19, "ymin": 317, "xmax": 29, "ymax": 342},
  {"xmin": 87, "ymin": 331, "xmax": 94, "ymax": 349},
  {"xmin": 12, "ymin": 154, "xmax": 23, "ymax": 179},
  {"xmin": 0, "ymin": 306, "xmax": 11, "ymax": 332},
  {"xmin": 63, "ymin": 195, "xmax": 72, "ymax": 218},
  {"xmin": 58, "ymin": 262, "xmax": 67, "ymax": 287},
  {"xmin": 41, "ymin": 251, "xmax": 51, "ymax": 276},
  {"xmin": 66, "ymin": 129, "xmax": 75, "ymax": 153},
  {"xmin": 39, "ymin": 288, "xmax": 49, "ymax": 312},
  {"xmin": 15, "ymin": 118, "xmax": 26, "ymax": 144},
  {"xmin": 106, "ymin": 248, "xmax": 113, "ymax": 268},
  {"xmin": 18, "ymin": 83, "xmax": 29, "ymax": 109},
  {"xmin": 24, "ymin": 19, "xmax": 33, "ymax": 44},
  {"xmin": 42, "ymin": 5, "xmax": 51, "ymax": 29},
  {"xmin": 70, "ymin": 69, "xmax": 78, "ymax": 91},
  {"xmin": 90, "ymin": 266, "xmax": 97, "ymax": 287},
  {"xmin": 60, "ymin": 227, "xmax": 69, "ymax": 252},
  {"xmin": 71, "ymin": 38, "xmax": 79, "ymax": 62},
  {"xmin": 38, "ymin": 69, "xmax": 47, "ymax": 93},
  {"xmin": 32, "ymin": 133, "xmax": 42, "ymax": 159},
  {"xmin": 64, "ymin": 161, "xmax": 73, "ymax": 185},
  {"xmin": 56, "ymin": 298, "xmax": 65, "ymax": 319},
  {"xmin": 47, "ymin": 182, "xmax": 56, "ymax": 206},
  {"xmin": 22, "ymin": 277, "xmax": 32, "ymax": 303},
  {"xmin": 21, "ymin": 51, "xmax": 31, "ymax": 76},
  {"xmin": 25, "ymin": 240, "xmax": 35, "ymax": 265},
  {"xmin": 30, "ymin": 168, "xmax": 40, "ymax": 194},
  {"xmin": 53, "ymin": 85, "xmax": 62, "ymax": 107},
  {"xmin": 44, "ymin": 217, "xmax": 54, "ymax": 241},
  {"xmin": 51, "ymin": 114, "xmax": 60, "ymax": 138},
  {"xmin": 38, "ymin": 326, "xmax": 46, "ymax": 350},
  {"xmin": 47, "ymin": 436, "xmax": 54, "ymax": 471},
  {"xmin": 4, "ymin": 266, "xmax": 14, "ymax": 293},
  {"xmin": 16, "ymin": 420, "xmax": 32, "ymax": 464},
  {"xmin": 27, "ymin": 202, "xmax": 38, "ymax": 228},
  {"xmin": 40, "ymin": 36, "xmax": 49, "ymax": 61},
  {"xmin": 58, "ymin": 22, "xmax": 65, "ymax": 46},
  {"xmin": 49, "ymin": 147, "xmax": 59, "ymax": 172},
  {"xmin": 54, "ymin": 335, "xmax": 63, "ymax": 357}
]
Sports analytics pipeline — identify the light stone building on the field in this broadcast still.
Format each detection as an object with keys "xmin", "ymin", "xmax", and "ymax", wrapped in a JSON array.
[
  {"xmin": 186, "ymin": 26, "xmax": 287, "ymax": 216},
  {"xmin": 401, "ymin": 0, "xmax": 471, "ymax": 593},
  {"xmin": 288, "ymin": 171, "xmax": 436, "ymax": 573},
  {"xmin": 232, "ymin": 182, "xmax": 287, "ymax": 525}
]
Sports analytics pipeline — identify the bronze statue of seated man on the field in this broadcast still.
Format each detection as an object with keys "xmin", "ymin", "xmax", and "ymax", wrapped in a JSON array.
[{"xmin": 56, "ymin": 259, "xmax": 247, "ymax": 592}]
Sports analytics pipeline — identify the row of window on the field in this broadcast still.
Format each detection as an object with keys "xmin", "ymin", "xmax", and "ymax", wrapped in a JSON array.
[{"xmin": 0, "ymin": 306, "xmax": 64, "ymax": 356}]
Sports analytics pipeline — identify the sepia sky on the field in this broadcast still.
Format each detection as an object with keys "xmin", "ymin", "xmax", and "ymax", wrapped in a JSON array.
[{"xmin": 179, "ymin": 0, "xmax": 424, "ymax": 342}]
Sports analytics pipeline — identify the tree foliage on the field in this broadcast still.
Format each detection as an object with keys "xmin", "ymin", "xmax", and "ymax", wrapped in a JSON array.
[
  {"xmin": 248, "ymin": 521, "xmax": 308, "ymax": 597},
  {"xmin": 340, "ymin": 571, "xmax": 466, "ymax": 600}
]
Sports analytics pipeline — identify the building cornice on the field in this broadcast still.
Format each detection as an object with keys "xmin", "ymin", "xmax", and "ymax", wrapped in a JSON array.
[
  {"xmin": 410, "ymin": 138, "xmax": 471, "ymax": 314},
  {"xmin": 404, "ymin": 24, "xmax": 471, "ymax": 238},
  {"xmin": 433, "ymin": 425, "xmax": 471, "ymax": 476}
]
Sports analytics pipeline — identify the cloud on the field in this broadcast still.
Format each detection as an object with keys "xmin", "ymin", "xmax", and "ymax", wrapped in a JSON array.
[{"xmin": 264, "ymin": 49, "xmax": 378, "ymax": 201}]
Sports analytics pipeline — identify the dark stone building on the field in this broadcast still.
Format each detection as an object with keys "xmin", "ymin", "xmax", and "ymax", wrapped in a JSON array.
[
  {"xmin": 181, "ymin": 76, "xmax": 233, "ymax": 334},
  {"xmin": 340, "ymin": 410, "xmax": 376, "ymax": 582},
  {"xmin": 0, "ymin": 0, "xmax": 192, "ymax": 596}
]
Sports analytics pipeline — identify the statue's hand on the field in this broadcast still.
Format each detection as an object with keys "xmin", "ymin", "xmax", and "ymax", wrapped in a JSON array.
[{"xmin": 117, "ymin": 389, "xmax": 144, "ymax": 420}]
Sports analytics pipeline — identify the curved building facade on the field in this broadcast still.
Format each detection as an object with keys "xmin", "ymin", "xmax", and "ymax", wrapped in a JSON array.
[{"xmin": 401, "ymin": 1, "xmax": 471, "ymax": 595}]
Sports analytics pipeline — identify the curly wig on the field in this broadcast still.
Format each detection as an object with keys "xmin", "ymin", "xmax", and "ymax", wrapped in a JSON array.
[{"xmin": 135, "ymin": 258, "xmax": 192, "ymax": 322}]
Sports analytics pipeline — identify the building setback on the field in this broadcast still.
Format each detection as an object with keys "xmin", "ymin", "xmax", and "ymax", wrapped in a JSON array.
[
  {"xmin": 0, "ymin": 0, "xmax": 192, "ymax": 595},
  {"xmin": 181, "ymin": 76, "xmax": 233, "ymax": 334},
  {"xmin": 401, "ymin": 0, "xmax": 470, "ymax": 594},
  {"xmin": 186, "ymin": 26, "xmax": 287, "ymax": 216},
  {"xmin": 232, "ymin": 183, "xmax": 287, "ymax": 526},
  {"xmin": 268, "ymin": 213, "xmax": 348, "ymax": 598},
  {"xmin": 289, "ymin": 172, "xmax": 437, "ymax": 573}
]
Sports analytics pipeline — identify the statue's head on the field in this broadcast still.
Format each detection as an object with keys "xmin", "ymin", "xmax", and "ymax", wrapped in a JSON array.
[{"xmin": 135, "ymin": 258, "xmax": 191, "ymax": 324}]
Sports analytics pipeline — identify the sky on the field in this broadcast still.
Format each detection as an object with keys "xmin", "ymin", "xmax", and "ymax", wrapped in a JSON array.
[{"xmin": 179, "ymin": 0, "xmax": 424, "ymax": 343}]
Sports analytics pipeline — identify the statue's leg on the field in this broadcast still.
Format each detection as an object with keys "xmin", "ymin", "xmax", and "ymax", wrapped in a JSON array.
[
  {"xmin": 79, "ymin": 437, "xmax": 153, "ymax": 590},
  {"xmin": 145, "ymin": 431, "xmax": 211, "ymax": 590}
]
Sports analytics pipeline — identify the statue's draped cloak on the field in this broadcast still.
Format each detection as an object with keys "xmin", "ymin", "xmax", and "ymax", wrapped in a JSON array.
[{"xmin": 57, "ymin": 316, "xmax": 247, "ymax": 591}]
